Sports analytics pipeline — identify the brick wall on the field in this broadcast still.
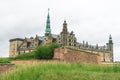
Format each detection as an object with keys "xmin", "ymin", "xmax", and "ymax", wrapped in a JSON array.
[
  {"xmin": 0, "ymin": 64, "xmax": 14, "ymax": 74},
  {"xmin": 54, "ymin": 47, "xmax": 101, "ymax": 64}
]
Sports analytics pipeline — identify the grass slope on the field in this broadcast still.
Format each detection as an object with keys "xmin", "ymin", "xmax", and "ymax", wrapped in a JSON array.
[
  {"xmin": 1, "ymin": 62, "xmax": 120, "ymax": 80},
  {"xmin": 0, "ymin": 58, "xmax": 10, "ymax": 63}
]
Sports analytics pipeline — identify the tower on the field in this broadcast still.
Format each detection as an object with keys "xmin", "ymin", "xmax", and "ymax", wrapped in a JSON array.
[
  {"xmin": 62, "ymin": 20, "xmax": 68, "ymax": 33},
  {"xmin": 60, "ymin": 20, "xmax": 68, "ymax": 46},
  {"xmin": 9, "ymin": 38, "xmax": 24, "ymax": 57},
  {"xmin": 106, "ymin": 34, "xmax": 113, "ymax": 62},
  {"xmin": 45, "ymin": 9, "xmax": 51, "ymax": 36},
  {"xmin": 43, "ymin": 9, "xmax": 52, "ymax": 45}
]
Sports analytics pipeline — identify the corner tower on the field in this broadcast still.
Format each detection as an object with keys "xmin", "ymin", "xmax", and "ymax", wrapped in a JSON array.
[
  {"xmin": 9, "ymin": 38, "xmax": 24, "ymax": 57},
  {"xmin": 45, "ymin": 9, "xmax": 51, "ymax": 36},
  {"xmin": 106, "ymin": 34, "xmax": 113, "ymax": 62}
]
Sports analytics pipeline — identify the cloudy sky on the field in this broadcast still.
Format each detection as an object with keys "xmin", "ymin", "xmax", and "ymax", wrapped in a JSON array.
[{"xmin": 0, "ymin": 0, "xmax": 120, "ymax": 61}]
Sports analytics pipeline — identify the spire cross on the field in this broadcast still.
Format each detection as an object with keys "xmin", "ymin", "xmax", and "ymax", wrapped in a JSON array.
[{"xmin": 48, "ymin": 8, "xmax": 50, "ymax": 11}]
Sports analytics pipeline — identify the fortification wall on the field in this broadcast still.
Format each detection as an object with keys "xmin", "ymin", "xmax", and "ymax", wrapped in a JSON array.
[
  {"xmin": 0, "ymin": 64, "xmax": 14, "ymax": 74},
  {"xmin": 98, "ymin": 52, "xmax": 111, "ymax": 62},
  {"xmin": 54, "ymin": 47, "xmax": 101, "ymax": 64},
  {"xmin": 11, "ymin": 60, "xmax": 59, "ymax": 64}
]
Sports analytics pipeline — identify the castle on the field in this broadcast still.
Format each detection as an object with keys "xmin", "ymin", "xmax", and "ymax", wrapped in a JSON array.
[{"xmin": 9, "ymin": 10, "xmax": 113, "ymax": 62}]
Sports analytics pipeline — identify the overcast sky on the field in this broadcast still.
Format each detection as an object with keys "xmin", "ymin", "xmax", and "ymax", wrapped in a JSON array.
[{"xmin": 0, "ymin": 0, "xmax": 120, "ymax": 61}]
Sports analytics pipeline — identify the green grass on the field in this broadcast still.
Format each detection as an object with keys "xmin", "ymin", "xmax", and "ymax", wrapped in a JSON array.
[
  {"xmin": 1, "ymin": 62, "xmax": 120, "ymax": 80},
  {"xmin": 0, "ymin": 58, "xmax": 11, "ymax": 63},
  {"xmin": 10, "ymin": 52, "xmax": 36, "ymax": 60}
]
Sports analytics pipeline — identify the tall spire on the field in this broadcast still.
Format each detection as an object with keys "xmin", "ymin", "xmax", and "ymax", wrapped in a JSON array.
[
  {"xmin": 109, "ymin": 34, "xmax": 113, "ymax": 44},
  {"xmin": 45, "ymin": 8, "xmax": 51, "ymax": 36}
]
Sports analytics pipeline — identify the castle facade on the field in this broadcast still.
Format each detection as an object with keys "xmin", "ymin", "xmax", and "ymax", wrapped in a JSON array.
[{"xmin": 9, "ymin": 10, "xmax": 113, "ymax": 62}]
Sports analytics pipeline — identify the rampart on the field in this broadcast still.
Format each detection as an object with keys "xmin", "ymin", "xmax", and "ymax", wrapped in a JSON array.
[
  {"xmin": 54, "ymin": 47, "xmax": 101, "ymax": 64},
  {"xmin": 0, "ymin": 64, "xmax": 14, "ymax": 74}
]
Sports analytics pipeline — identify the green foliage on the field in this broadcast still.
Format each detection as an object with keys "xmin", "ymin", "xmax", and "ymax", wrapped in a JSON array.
[
  {"xmin": 35, "ymin": 43, "xmax": 59, "ymax": 59},
  {"xmin": 1, "ymin": 63, "xmax": 120, "ymax": 80},
  {"xmin": 10, "ymin": 43, "xmax": 59, "ymax": 60},
  {"xmin": 10, "ymin": 52, "xmax": 36, "ymax": 60},
  {"xmin": 0, "ymin": 58, "xmax": 10, "ymax": 63}
]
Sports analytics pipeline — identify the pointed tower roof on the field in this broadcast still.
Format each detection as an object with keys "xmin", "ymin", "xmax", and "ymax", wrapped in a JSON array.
[
  {"xmin": 109, "ymin": 34, "xmax": 112, "ymax": 39},
  {"xmin": 45, "ymin": 8, "xmax": 51, "ymax": 36},
  {"xmin": 62, "ymin": 20, "xmax": 68, "ymax": 33},
  {"xmin": 63, "ymin": 20, "xmax": 67, "ymax": 25},
  {"xmin": 47, "ymin": 8, "xmax": 50, "ymax": 24},
  {"xmin": 108, "ymin": 34, "xmax": 113, "ymax": 44}
]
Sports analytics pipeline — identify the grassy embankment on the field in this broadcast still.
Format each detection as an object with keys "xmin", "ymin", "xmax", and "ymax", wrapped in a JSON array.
[
  {"xmin": 0, "ymin": 43, "xmax": 59, "ymax": 63},
  {"xmin": 1, "ymin": 43, "xmax": 119, "ymax": 80},
  {"xmin": 0, "ymin": 58, "xmax": 11, "ymax": 63},
  {"xmin": 0, "ymin": 62, "xmax": 120, "ymax": 80}
]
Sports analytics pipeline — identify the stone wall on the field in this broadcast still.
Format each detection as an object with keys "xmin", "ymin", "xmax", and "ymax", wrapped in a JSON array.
[
  {"xmin": 54, "ymin": 47, "xmax": 101, "ymax": 64},
  {"xmin": 0, "ymin": 64, "xmax": 14, "ymax": 74},
  {"xmin": 98, "ymin": 52, "xmax": 111, "ymax": 62},
  {"xmin": 11, "ymin": 60, "xmax": 59, "ymax": 64}
]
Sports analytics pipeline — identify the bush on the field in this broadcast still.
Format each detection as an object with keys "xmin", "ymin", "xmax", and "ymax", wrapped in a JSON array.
[{"xmin": 35, "ymin": 43, "xmax": 59, "ymax": 59}]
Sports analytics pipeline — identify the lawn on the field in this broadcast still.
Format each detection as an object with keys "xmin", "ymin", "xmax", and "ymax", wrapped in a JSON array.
[{"xmin": 0, "ymin": 62, "xmax": 120, "ymax": 80}]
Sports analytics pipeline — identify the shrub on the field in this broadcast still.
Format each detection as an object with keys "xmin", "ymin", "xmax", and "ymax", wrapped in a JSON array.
[{"xmin": 35, "ymin": 43, "xmax": 59, "ymax": 59}]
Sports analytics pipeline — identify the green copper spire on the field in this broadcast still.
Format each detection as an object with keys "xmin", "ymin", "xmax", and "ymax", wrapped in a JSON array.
[
  {"xmin": 109, "ymin": 34, "xmax": 113, "ymax": 44},
  {"xmin": 45, "ymin": 8, "xmax": 51, "ymax": 36},
  {"xmin": 109, "ymin": 34, "xmax": 112, "ymax": 39}
]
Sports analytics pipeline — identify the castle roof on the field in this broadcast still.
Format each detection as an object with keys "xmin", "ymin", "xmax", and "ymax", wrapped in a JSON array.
[
  {"xmin": 9, "ymin": 38, "xmax": 24, "ymax": 42},
  {"xmin": 37, "ymin": 36, "xmax": 44, "ymax": 41},
  {"xmin": 52, "ymin": 34, "xmax": 58, "ymax": 39}
]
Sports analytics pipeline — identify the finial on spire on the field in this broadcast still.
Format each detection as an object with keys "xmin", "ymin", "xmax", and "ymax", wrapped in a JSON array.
[
  {"xmin": 64, "ymin": 17, "xmax": 67, "ymax": 22},
  {"xmin": 48, "ymin": 8, "xmax": 50, "ymax": 11},
  {"xmin": 47, "ymin": 8, "xmax": 50, "ymax": 18},
  {"xmin": 64, "ymin": 17, "xmax": 66, "ymax": 21},
  {"xmin": 63, "ymin": 18, "xmax": 67, "ymax": 24}
]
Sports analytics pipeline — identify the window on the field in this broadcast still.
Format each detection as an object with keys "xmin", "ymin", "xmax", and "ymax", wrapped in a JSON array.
[{"xmin": 27, "ymin": 42, "xmax": 31, "ymax": 48}]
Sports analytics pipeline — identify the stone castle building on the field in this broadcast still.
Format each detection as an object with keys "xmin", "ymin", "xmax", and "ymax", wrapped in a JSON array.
[{"xmin": 9, "ymin": 10, "xmax": 113, "ymax": 62}]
